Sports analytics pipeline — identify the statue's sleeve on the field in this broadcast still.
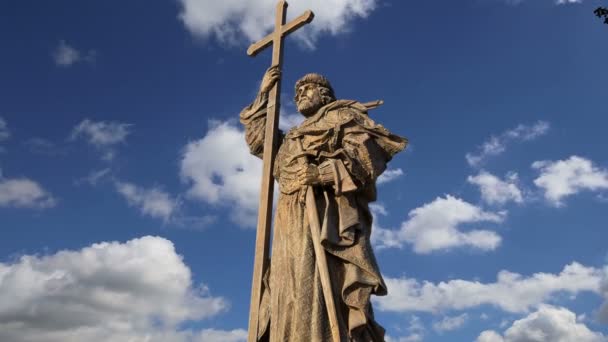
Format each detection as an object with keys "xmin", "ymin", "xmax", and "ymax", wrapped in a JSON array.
[{"xmin": 239, "ymin": 93, "xmax": 284, "ymax": 159}]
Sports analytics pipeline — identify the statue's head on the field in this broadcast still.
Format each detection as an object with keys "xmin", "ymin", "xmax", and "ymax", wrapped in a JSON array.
[{"xmin": 294, "ymin": 73, "xmax": 336, "ymax": 117}]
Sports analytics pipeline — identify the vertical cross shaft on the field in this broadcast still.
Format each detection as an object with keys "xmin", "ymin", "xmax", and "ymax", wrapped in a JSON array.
[{"xmin": 246, "ymin": 2, "xmax": 314, "ymax": 342}]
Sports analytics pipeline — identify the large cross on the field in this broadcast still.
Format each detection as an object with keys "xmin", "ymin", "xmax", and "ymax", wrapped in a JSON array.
[{"xmin": 246, "ymin": 2, "xmax": 314, "ymax": 342}]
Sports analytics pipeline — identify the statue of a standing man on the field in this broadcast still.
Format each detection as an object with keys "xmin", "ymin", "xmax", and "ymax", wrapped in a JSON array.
[{"xmin": 241, "ymin": 66, "xmax": 407, "ymax": 342}]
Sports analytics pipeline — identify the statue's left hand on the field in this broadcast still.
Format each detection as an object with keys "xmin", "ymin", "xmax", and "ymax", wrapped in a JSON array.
[{"xmin": 296, "ymin": 164, "xmax": 320, "ymax": 186}]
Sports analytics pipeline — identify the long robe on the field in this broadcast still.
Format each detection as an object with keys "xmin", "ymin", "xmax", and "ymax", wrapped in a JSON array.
[{"xmin": 241, "ymin": 94, "xmax": 407, "ymax": 342}]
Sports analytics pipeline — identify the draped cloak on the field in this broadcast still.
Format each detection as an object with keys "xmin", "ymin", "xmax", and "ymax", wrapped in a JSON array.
[{"xmin": 240, "ymin": 93, "xmax": 407, "ymax": 342}]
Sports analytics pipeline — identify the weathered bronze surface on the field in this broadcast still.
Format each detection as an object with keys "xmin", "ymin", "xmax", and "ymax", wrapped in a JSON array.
[{"xmin": 243, "ymin": 2, "xmax": 407, "ymax": 342}]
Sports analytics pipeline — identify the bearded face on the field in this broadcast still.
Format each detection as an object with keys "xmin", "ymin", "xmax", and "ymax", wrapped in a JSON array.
[{"xmin": 295, "ymin": 83, "xmax": 324, "ymax": 117}]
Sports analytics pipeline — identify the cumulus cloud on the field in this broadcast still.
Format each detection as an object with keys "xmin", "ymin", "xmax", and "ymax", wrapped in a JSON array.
[
  {"xmin": 0, "ymin": 236, "xmax": 230, "ymax": 342},
  {"xmin": 476, "ymin": 330, "xmax": 505, "ymax": 342},
  {"xmin": 0, "ymin": 172, "xmax": 56, "ymax": 209},
  {"xmin": 466, "ymin": 121, "xmax": 549, "ymax": 167},
  {"xmin": 52, "ymin": 40, "xmax": 96, "ymax": 67},
  {"xmin": 532, "ymin": 156, "xmax": 608, "ymax": 206},
  {"xmin": 373, "ymin": 195, "xmax": 504, "ymax": 253},
  {"xmin": 376, "ymin": 262, "xmax": 602, "ymax": 314},
  {"xmin": 178, "ymin": 0, "xmax": 379, "ymax": 48},
  {"xmin": 433, "ymin": 313, "xmax": 469, "ymax": 333},
  {"xmin": 70, "ymin": 119, "xmax": 132, "ymax": 161},
  {"xmin": 196, "ymin": 329, "xmax": 247, "ymax": 342},
  {"xmin": 180, "ymin": 120, "xmax": 262, "ymax": 227},
  {"xmin": 476, "ymin": 305, "xmax": 606, "ymax": 342},
  {"xmin": 468, "ymin": 171, "xmax": 523, "ymax": 205},
  {"xmin": 377, "ymin": 168, "xmax": 404, "ymax": 185},
  {"xmin": 115, "ymin": 181, "xmax": 180, "ymax": 222}
]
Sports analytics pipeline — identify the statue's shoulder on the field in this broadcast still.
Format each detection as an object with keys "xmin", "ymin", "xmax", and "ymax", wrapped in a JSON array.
[
  {"xmin": 324, "ymin": 100, "xmax": 408, "ymax": 157},
  {"xmin": 285, "ymin": 100, "xmax": 378, "ymax": 139},
  {"xmin": 324, "ymin": 100, "xmax": 370, "ymax": 126}
]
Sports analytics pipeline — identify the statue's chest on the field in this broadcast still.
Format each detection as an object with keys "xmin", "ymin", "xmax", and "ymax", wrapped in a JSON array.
[{"xmin": 274, "ymin": 128, "xmax": 340, "ymax": 194}]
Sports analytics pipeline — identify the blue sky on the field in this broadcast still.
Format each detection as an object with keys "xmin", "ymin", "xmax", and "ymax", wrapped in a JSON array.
[{"xmin": 1, "ymin": 0, "xmax": 608, "ymax": 341}]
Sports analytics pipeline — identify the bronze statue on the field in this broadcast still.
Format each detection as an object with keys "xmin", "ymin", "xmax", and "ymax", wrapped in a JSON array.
[
  {"xmin": 242, "ymin": 2, "xmax": 406, "ymax": 341},
  {"xmin": 242, "ymin": 70, "xmax": 406, "ymax": 341}
]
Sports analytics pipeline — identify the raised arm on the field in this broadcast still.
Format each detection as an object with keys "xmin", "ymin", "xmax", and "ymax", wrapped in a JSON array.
[{"xmin": 240, "ymin": 66, "xmax": 284, "ymax": 159}]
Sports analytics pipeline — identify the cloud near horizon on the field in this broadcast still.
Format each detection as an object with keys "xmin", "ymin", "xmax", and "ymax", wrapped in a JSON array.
[
  {"xmin": 0, "ymin": 236, "xmax": 234, "ymax": 342},
  {"xmin": 376, "ymin": 262, "xmax": 602, "ymax": 314},
  {"xmin": 475, "ymin": 305, "xmax": 606, "ymax": 342}
]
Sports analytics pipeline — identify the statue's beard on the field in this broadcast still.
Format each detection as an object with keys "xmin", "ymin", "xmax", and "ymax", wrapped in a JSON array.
[{"xmin": 297, "ymin": 98, "xmax": 322, "ymax": 117}]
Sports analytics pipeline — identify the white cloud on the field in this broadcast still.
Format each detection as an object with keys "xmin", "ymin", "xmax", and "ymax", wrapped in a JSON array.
[
  {"xmin": 377, "ymin": 168, "xmax": 404, "ymax": 185},
  {"xmin": 386, "ymin": 316, "xmax": 425, "ymax": 342},
  {"xmin": 476, "ymin": 305, "xmax": 606, "ymax": 342},
  {"xmin": 279, "ymin": 111, "xmax": 304, "ymax": 131},
  {"xmin": 178, "ymin": 0, "xmax": 378, "ymax": 48},
  {"xmin": 70, "ymin": 119, "xmax": 132, "ymax": 161},
  {"xmin": 369, "ymin": 202, "xmax": 388, "ymax": 216},
  {"xmin": 504, "ymin": 121, "xmax": 551, "ymax": 141},
  {"xmin": 0, "ymin": 236, "xmax": 230, "ymax": 342},
  {"xmin": 115, "ymin": 181, "xmax": 180, "ymax": 222},
  {"xmin": 433, "ymin": 313, "xmax": 468, "ymax": 332},
  {"xmin": 76, "ymin": 168, "xmax": 111, "ymax": 186},
  {"xmin": 373, "ymin": 195, "xmax": 503, "ymax": 253},
  {"xmin": 468, "ymin": 171, "xmax": 523, "ymax": 205},
  {"xmin": 532, "ymin": 156, "xmax": 608, "ymax": 206},
  {"xmin": 180, "ymin": 120, "xmax": 262, "ymax": 227},
  {"xmin": 52, "ymin": 40, "xmax": 96, "ymax": 67},
  {"xmin": 0, "ymin": 117, "xmax": 9, "ymax": 141},
  {"xmin": 0, "ymin": 174, "xmax": 56, "ymax": 209},
  {"xmin": 476, "ymin": 330, "xmax": 505, "ymax": 342},
  {"xmin": 196, "ymin": 329, "xmax": 247, "ymax": 342},
  {"xmin": 466, "ymin": 121, "xmax": 549, "ymax": 167},
  {"xmin": 71, "ymin": 119, "xmax": 131, "ymax": 147},
  {"xmin": 53, "ymin": 40, "xmax": 81, "ymax": 66},
  {"xmin": 0, "ymin": 121, "xmax": 56, "ymax": 209},
  {"xmin": 376, "ymin": 262, "xmax": 602, "ymax": 314}
]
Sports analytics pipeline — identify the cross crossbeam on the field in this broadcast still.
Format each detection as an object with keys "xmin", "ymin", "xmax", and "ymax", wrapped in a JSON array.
[{"xmin": 247, "ymin": 9, "xmax": 314, "ymax": 57}]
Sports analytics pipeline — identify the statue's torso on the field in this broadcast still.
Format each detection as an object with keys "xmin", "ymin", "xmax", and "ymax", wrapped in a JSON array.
[{"xmin": 274, "ymin": 106, "xmax": 348, "ymax": 195}]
